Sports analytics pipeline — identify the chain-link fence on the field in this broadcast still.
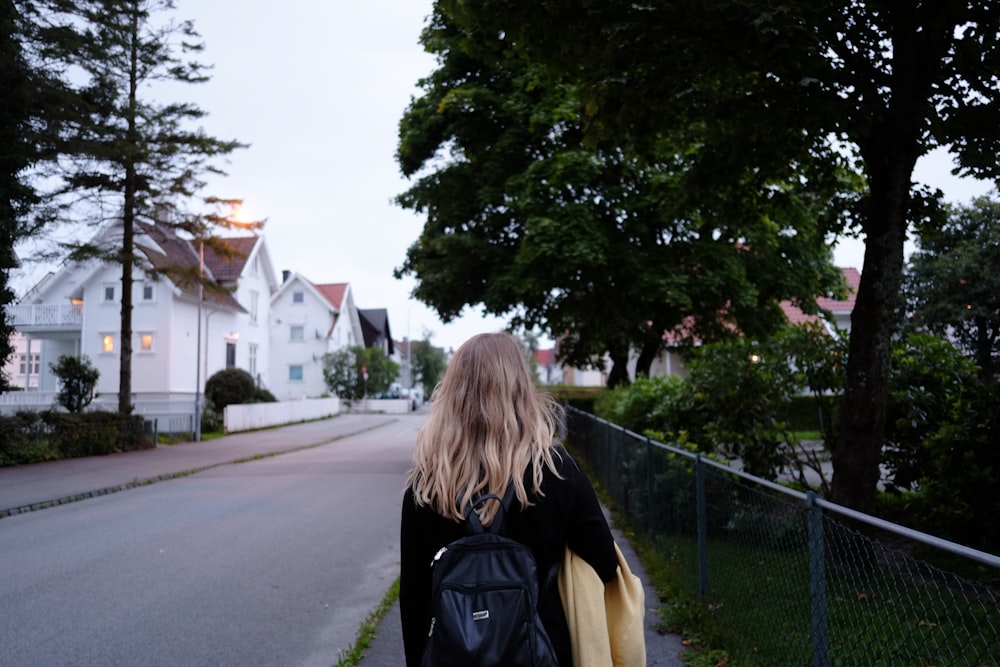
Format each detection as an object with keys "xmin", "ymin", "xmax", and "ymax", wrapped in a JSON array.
[{"xmin": 565, "ymin": 407, "xmax": 1000, "ymax": 666}]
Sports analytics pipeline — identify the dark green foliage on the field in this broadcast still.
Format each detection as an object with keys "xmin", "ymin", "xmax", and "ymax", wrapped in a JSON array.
[
  {"xmin": 0, "ymin": 410, "xmax": 151, "ymax": 465},
  {"xmin": 882, "ymin": 334, "xmax": 979, "ymax": 493},
  {"xmin": 322, "ymin": 346, "xmax": 399, "ymax": 401},
  {"xmin": 409, "ymin": 337, "xmax": 446, "ymax": 399},
  {"xmin": 49, "ymin": 354, "xmax": 99, "ymax": 413},
  {"xmin": 548, "ymin": 385, "xmax": 605, "ymax": 414},
  {"xmin": 903, "ymin": 194, "xmax": 1000, "ymax": 379},
  {"xmin": 252, "ymin": 387, "xmax": 276, "ymax": 403},
  {"xmin": 204, "ymin": 368, "xmax": 256, "ymax": 410},
  {"xmin": 594, "ymin": 323, "xmax": 847, "ymax": 488},
  {"xmin": 438, "ymin": 0, "xmax": 1000, "ymax": 515},
  {"xmin": 199, "ymin": 398, "xmax": 221, "ymax": 434},
  {"xmin": 918, "ymin": 379, "xmax": 1000, "ymax": 552},
  {"xmin": 395, "ymin": 5, "xmax": 848, "ymax": 385}
]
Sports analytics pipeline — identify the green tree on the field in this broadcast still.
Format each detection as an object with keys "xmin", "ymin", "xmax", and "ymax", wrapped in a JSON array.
[
  {"xmin": 0, "ymin": 0, "xmax": 76, "ymax": 390},
  {"xmin": 442, "ymin": 0, "xmax": 1000, "ymax": 513},
  {"xmin": 410, "ymin": 336, "xmax": 447, "ymax": 399},
  {"xmin": 395, "ymin": 6, "xmax": 848, "ymax": 387},
  {"xmin": 903, "ymin": 194, "xmax": 1000, "ymax": 379},
  {"xmin": 43, "ymin": 0, "xmax": 245, "ymax": 416},
  {"xmin": 50, "ymin": 354, "xmax": 100, "ymax": 413},
  {"xmin": 323, "ymin": 346, "xmax": 399, "ymax": 401}
]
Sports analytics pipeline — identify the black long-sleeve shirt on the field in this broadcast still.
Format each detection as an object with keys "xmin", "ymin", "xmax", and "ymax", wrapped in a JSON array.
[{"xmin": 399, "ymin": 449, "xmax": 617, "ymax": 666}]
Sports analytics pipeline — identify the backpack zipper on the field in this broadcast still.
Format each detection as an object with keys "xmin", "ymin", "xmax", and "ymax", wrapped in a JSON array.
[{"xmin": 430, "ymin": 546, "xmax": 447, "ymax": 566}]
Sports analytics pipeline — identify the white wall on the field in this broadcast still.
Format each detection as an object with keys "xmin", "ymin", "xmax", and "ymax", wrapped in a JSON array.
[{"xmin": 224, "ymin": 397, "xmax": 340, "ymax": 433}]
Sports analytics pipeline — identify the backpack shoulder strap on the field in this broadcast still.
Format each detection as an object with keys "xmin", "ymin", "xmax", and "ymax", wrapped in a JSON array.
[{"xmin": 465, "ymin": 482, "xmax": 516, "ymax": 535}]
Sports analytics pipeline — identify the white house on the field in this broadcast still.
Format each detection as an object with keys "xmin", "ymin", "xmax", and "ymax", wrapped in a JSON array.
[
  {"xmin": 268, "ymin": 274, "xmax": 366, "ymax": 400},
  {"xmin": 4, "ymin": 221, "xmax": 279, "ymax": 418}
]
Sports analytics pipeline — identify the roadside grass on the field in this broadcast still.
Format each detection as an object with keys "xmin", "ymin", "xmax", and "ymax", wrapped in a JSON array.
[
  {"xmin": 334, "ymin": 578, "xmax": 400, "ymax": 667},
  {"xmin": 609, "ymin": 508, "xmax": 1000, "ymax": 666}
]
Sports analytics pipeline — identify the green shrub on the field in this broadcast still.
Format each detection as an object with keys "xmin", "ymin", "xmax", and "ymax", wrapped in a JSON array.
[
  {"xmin": 548, "ymin": 385, "xmax": 605, "ymax": 413},
  {"xmin": 0, "ymin": 411, "xmax": 60, "ymax": 466},
  {"xmin": 200, "ymin": 398, "xmax": 223, "ymax": 434},
  {"xmin": 0, "ymin": 411, "xmax": 151, "ymax": 465},
  {"xmin": 205, "ymin": 368, "xmax": 256, "ymax": 410},
  {"xmin": 252, "ymin": 387, "xmax": 277, "ymax": 403},
  {"xmin": 50, "ymin": 354, "xmax": 100, "ymax": 413}
]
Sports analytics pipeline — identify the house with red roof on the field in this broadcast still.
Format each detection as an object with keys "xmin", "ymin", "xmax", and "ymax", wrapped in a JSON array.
[
  {"xmin": 642, "ymin": 267, "xmax": 860, "ymax": 380},
  {"xmin": 268, "ymin": 273, "xmax": 368, "ymax": 400}
]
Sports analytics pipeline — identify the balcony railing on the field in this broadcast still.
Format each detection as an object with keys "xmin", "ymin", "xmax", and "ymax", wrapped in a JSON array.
[{"xmin": 7, "ymin": 304, "xmax": 83, "ymax": 328}]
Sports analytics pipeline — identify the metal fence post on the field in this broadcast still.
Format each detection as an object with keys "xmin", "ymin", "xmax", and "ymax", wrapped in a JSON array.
[
  {"xmin": 807, "ymin": 491, "xmax": 830, "ymax": 667},
  {"xmin": 696, "ymin": 453, "xmax": 708, "ymax": 600},
  {"xmin": 646, "ymin": 435, "xmax": 654, "ymax": 536}
]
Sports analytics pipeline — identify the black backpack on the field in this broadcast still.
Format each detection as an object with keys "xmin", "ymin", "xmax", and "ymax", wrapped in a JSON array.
[{"xmin": 420, "ymin": 484, "xmax": 558, "ymax": 667}]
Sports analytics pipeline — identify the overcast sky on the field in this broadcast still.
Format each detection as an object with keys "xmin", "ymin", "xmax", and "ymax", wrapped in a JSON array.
[{"xmin": 17, "ymin": 1, "xmax": 997, "ymax": 352}]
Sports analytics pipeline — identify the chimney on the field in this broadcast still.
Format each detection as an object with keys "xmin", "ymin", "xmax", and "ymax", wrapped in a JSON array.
[{"xmin": 282, "ymin": 270, "xmax": 291, "ymax": 283}]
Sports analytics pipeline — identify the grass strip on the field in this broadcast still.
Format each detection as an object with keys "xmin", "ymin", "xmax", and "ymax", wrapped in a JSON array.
[{"xmin": 334, "ymin": 577, "xmax": 401, "ymax": 667}]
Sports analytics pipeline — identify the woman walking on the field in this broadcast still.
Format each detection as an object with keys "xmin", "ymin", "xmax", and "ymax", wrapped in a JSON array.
[{"xmin": 399, "ymin": 332, "xmax": 618, "ymax": 666}]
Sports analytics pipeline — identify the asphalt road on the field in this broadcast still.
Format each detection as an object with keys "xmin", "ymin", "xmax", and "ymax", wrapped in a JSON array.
[{"xmin": 0, "ymin": 416, "xmax": 420, "ymax": 667}]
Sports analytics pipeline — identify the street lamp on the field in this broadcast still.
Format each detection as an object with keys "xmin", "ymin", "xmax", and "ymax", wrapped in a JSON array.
[{"xmin": 194, "ymin": 239, "xmax": 204, "ymax": 442}]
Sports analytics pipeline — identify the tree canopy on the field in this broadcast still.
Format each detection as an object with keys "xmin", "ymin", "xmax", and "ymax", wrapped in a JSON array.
[
  {"xmin": 903, "ymin": 194, "xmax": 1000, "ymax": 379},
  {"xmin": 395, "ymin": 6, "xmax": 851, "ymax": 386},
  {"xmin": 425, "ymin": 0, "xmax": 1000, "ymax": 513}
]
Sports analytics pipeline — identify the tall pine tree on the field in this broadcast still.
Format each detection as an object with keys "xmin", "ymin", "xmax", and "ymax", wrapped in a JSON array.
[{"xmin": 49, "ymin": 0, "xmax": 246, "ymax": 415}]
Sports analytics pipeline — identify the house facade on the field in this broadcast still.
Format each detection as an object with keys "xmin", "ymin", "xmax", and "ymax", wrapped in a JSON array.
[
  {"xmin": 4, "ymin": 222, "xmax": 279, "ymax": 418},
  {"xmin": 268, "ymin": 274, "xmax": 366, "ymax": 401}
]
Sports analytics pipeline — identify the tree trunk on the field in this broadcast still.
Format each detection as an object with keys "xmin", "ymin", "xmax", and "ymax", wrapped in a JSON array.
[
  {"xmin": 634, "ymin": 336, "xmax": 661, "ymax": 379},
  {"xmin": 607, "ymin": 346, "xmax": 630, "ymax": 388},
  {"xmin": 117, "ymin": 4, "xmax": 140, "ymax": 417}
]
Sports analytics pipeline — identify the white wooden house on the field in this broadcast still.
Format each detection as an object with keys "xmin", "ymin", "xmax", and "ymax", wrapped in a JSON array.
[
  {"xmin": 268, "ymin": 274, "xmax": 366, "ymax": 400},
  {"xmin": 4, "ymin": 221, "xmax": 279, "ymax": 419}
]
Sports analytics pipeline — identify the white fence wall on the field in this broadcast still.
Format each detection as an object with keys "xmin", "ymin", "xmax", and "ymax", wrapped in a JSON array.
[
  {"xmin": 224, "ymin": 397, "xmax": 341, "ymax": 433},
  {"xmin": 343, "ymin": 398, "xmax": 413, "ymax": 414}
]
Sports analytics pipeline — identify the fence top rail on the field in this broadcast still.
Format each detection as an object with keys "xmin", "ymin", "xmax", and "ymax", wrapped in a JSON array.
[{"xmin": 566, "ymin": 405, "xmax": 1000, "ymax": 570}]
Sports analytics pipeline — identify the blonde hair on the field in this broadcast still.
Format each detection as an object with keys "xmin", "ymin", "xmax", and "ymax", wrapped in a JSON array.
[{"xmin": 407, "ymin": 332, "xmax": 562, "ymax": 525}]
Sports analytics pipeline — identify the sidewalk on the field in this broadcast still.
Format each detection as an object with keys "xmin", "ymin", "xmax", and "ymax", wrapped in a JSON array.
[
  {"xmin": 0, "ymin": 414, "xmax": 398, "ymax": 517},
  {"xmin": 0, "ymin": 414, "xmax": 686, "ymax": 665}
]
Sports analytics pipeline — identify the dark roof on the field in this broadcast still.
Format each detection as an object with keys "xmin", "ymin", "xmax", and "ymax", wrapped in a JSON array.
[
  {"xmin": 135, "ymin": 222, "xmax": 248, "ymax": 311},
  {"xmin": 359, "ymin": 308, "xmax": 394, "ymax": 354}
]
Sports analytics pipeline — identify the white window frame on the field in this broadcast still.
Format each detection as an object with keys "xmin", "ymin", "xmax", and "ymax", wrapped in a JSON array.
[
  {"xmin": 289, "ymin": 365, "xmax": 304, "ymax": 382},
  {"xmin": 249, "ymin": 290, "xmax": 259, "ymax": 325},
  {"xmin": 292, "ymin": 290, "xmax": 304, "ymax": 304},
  {"xmin": 290, "ymin": 325, "xmax": 304, "ymax": 342},
  {"xmin": 103, "ymin": 284, "xmax": 116, "ymax": 302},
  {"xmin": 141, "ymin": 282, "xmax": 155, "ymax": 302},
  {"xmin": 248, "ymin": 343, "xmax": 258, "ymax": 377},
  {"xmin": 100, "ymin": 333, "xmax": 115, "ymax": 353},
  {"xmin": 138, "ymin": 332, "xmax": 154, "ymax": 353}
]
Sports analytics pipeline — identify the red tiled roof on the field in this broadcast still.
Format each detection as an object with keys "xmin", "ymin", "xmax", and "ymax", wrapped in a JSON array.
[
  {"xmin": 781, "ymin": 267, "xmax": 859, "ymax": 324},
  {"xmin": 313, "ymin": 282, "xmax": 348, "ymax": 310},
  {"xmin": 534, "ymin": 348, "xmax": 555, "ymax": 366}
]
